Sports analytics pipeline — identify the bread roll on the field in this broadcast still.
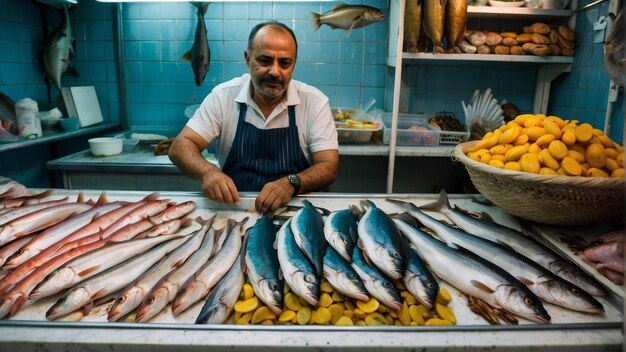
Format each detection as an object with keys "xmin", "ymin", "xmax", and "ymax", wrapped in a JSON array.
[
  {"xmin": 468, "ymin": 31, "xmax": 487, "ymax": 46},
  {"xmin": 510, "ymin": 45, "xmax": 525, "ymax": 55},
  {"xmin": 477, "ymin": 45, "xmax": 491, "ymax": 54},
  {"xmin": 549, "ymin": 44, "xmax": 561, "ymax": 56},
  {"xmin": 558, "ymin": 25, "xmax": 575, "ymax": 41},
  {"xmin": 530, "ymin": 22, "xmax": 550, "ymax": 35},
  {"xmin": 532, "ymin": 33, "xmax": 551, "ymax": 45},
  {"xmin": 516, "ymin": 33, "xmax": 533, "ymax": 44},
  {"xmin": 502, "ymin": 37, "xmax": 519, "ymax": 46},
  {"xmin": 494, "ymin": 45, "xmax": 510, "ymax": 55}
]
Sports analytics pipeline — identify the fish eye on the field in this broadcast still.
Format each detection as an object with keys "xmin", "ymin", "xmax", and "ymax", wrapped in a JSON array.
[
  {"xmin": 348, "ymin": 273, "xmax": 358, "ymax": 279},
  {"xmin": 57, "ymin": 297, "xmax": 65, "ymax": 304},
  {"xmin": 426, "ymin": 283, "xmax": 435, "ymax": 289},
  {"xmin": 15, "ymin": 250, "xmax": 23, "ymax": 255},
  {"xmin": 147, "ymin": 297, "xmax": 155, "ymax": 304},
  {"xmin": 571, "ymin": 288, "xmax": 580, "ymax": 296},
  {"xmin": 524, "ymin": 297, "xmax": 534, "ymax": 305},
  {"xmin": 305, "ymin": 274, "xmax": 316, "ymax": 283},
  {"xmin": 270, "ymin": 283, "xmax": 279, "ymax": 291},
  {"xmin": 392, "ymin": 251, "xmax": 401, "ymax": 259},
  {"xmin": 117, "ymin": 296, "xmax": 126, "ymax": 303},
  {"xmin": 383, "ymin": 281, "xmax": 393, "ymax": 288}
]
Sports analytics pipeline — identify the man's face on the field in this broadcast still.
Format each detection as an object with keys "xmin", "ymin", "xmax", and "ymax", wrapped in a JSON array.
[{"xmin": 245, "ymin": 26, "xmax": 296, "ymax": 100}]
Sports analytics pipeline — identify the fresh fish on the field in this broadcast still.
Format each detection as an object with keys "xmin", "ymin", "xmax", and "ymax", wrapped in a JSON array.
[
  {"xmin": 195, "ymin": 248, "xmax": 246, "ymax": 325},
  {"xmin": 43, "ymin": 5, "xmax": 75, "ymax": 92},
  {"xmin": 182, "ymin": 3, "xmax": 210, "ymax": 86},
  {"xmin": 403, "ymin": 206, "xmax": 604, "ymax": 314},
  {"xmin": 423, "ymin": 0, "xmax": 447, "ymax": 53},
  {"xmin": 107, "ymin": 220, "xmax": 204, "ymax": 321},
  {"xmin": 406, "ymin": 190, "xmax": 608, "ymax": 297},
  {"xmin": 323, "ymin": 207, "xmax": 359, "ymax": 263},
  {"xmin": 0, "ymin": 202, "xmax": 93, "ymax": 246},
  {"xmin": 0, "ymin": 234, "xmax": 36, "ymax": 269},
  {"xmin": 0, "ymin": 197, "xmax": 152, "ymax": 295},
  {"xmin": 100, "ymin": 198, "xmax": 170, "ymax": 238},
  {"xmin": 277, "ymin": 219, "xmax": 320, "ymax": 306},
  {"xmin": 403, "ymin": 0, "xmax": 423, "ymax": 53},
  {"xmin": 605, "ymin": 8, "xmax": 626, "ymax": 86},
  {"xmin": 0, "ymin": 197, "xmax": 69, "ymax": 226},
  {"xmin": 444, "ymin": 0, "xmax": 467, "ymax": 53},
  {"xmin": 403, "ymin": 241, "xmax": 438, "ymax": 310},
  {"xmin": 584, "ymin": 241, "xmax": 624, "ymax": 273},
  {"xmin": 241, "ymin": 215, "xmax": 283, "ymax": 314},
  {"xmin": 357, "ymin": 200, "xmax": 405, "ymax": 280},
  {"xmin": 290, "ymin": 199, "xmax": 326, "ymax": 276},
  {"xmin": 394, "ymin": 217, "xmax": 551, "ymax": 324},
  {"xmin": 135, "ymin": 218, "xmax": 183, "ymax": 239},
  {"xmin": 135, "ymin": 217, "xmax": 218, "ymax": 323},
  {"xmin": 351, "ymin": 246, "xmax": 402, "ymax": 310},
  {"xmin": 30, "ymin": 227, "xmax": 189, "ymax": 300},
  {"xmin": 310, "ymin": 3, "xmax": 385, "ymax": 36},
  {"xmin": 46, "ymin": 235, "xmax": 190, "ymax": 320},
  {"xmin": 172, "ymin": 217, "xmax": 247, "ymax": 316},
  {"xmin": 323, "ymin": 246, "xmax": 368, "ymax": 302},
  {"xmin": 149, "ymin": 201, "xmax": 196, "ymax": 225},
  {"xmin": 3, "ymin": 198, "xmax": 122, "ymax": 270},
  {"xmin": 0, "ymin": 189, "xmax": 55, "ymax": 209}
]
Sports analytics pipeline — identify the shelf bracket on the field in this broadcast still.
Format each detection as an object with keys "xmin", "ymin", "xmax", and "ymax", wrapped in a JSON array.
[{"xmin": 533, "ymin": 63, "xmax": 571, "ymax": 114}]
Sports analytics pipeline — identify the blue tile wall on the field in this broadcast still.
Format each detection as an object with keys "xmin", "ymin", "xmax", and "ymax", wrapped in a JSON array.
[
  {"xmin": 121, "ymin": 0, "xmax": 389, "ymax": 134},
  {"xmin": 549, "ymin": 0, "xmax": 624, "ymax": 143}
]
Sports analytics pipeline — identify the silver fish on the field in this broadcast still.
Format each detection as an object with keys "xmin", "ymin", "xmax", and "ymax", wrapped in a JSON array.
[
  {"xmin": 277, "ymin": 219, "xmax": 319, "ymax": 306},
  {"xmin": 403, "ymin": 241, "xmax": 438, "ymax": 310},
  {"xmin": 242, "ymin": 215, "xmax": 283, "ymax": 314},
  {"xmin": 605, "ymin": 8, "xmax": 626, "ymax": 86},
  {"xmin": 46, "ymin": 235, "xmax": 190, "ymax": 320},
  {"xmin": 0, "ymin": 235, "xmax": 36, "ymax": 269},
  {"xmin": 182, "ymin": 3, "xmax": 210, "ymax": 86},
  {"xmin": 134, "ymin": 217, "xmax": 219, "ymax": 323},
  {"xmin": 323, "ymin": 246, "xmax": 368, "ymax": 302},
  {"xmin": 107, "ymin": 219, "xmax": 204, "ymax": 322},
  {"xmin": 410, "ymin": 190, "xmax": 608, "ymax": 297},
  {"xmin": 290, "ymin": 199, "xmax": 326, "ymax": 276},
  {"xmin": 394, "ymin": 217, "xmax": 551, "ymax": 324},
  {"xmin": 357, "ymin": 200, "xmax": 405, "ymax": 280},
  {"xmin": 172, "ymin": 217, "xmax": 247, "ymax": 316},
  {"xmin": 351, "ymin": 246, "xmax": 402, "ymax": 310},
  {"xmin": 0, "ymin": 197, "xmax": 68, "ymax": 227},
  {"xmin": 310, "ymin": 3, "xmax": 385, "ymax": 36},
  {"xmin": 403, "ymin": 206, "xmax": 604, "ymax": 314},
  {"xmin": 43, "ymin": 5, "xmax": 75, "ymax": 92},
  {"xmin": 195, "ymin": 246, "xmax": 246, "ymax": 324},
  {"xmin": 323, "ymin": 207, "xmax": 359, "ymax": 263}
]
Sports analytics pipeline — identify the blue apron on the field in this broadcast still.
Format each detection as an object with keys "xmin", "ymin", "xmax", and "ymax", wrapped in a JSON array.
[{"xmin": 221, "ymin": 103, "xmax": 310, "ymax": 192}]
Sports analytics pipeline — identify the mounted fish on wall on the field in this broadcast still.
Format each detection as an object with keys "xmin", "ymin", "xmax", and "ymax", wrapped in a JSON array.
[
  {"xmin": 183, "ymin": 2, "xmax": 210, "ymax": 86},
  {"xmin": 43, "ymin": 4, "xmax": 78, "ymax": 100},
  {"xmin": 310, "ymin": 3, "xmax": 385, "ymax": 36}
]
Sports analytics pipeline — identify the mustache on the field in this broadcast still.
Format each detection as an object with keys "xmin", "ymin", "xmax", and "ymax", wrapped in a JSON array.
[{"xmin": 261, "ymin": 75, "xmax": 284, "ymax": 85}]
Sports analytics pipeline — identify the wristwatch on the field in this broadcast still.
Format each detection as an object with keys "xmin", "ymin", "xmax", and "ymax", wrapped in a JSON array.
[{"xmin": 287, "ymin": 174, "xmax": 301, "ymax": 194}]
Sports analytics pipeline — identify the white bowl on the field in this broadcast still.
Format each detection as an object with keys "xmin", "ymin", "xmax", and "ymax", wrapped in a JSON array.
[
  {"xmin": 88, "ymin": 137, "xmax": 123, "ymax": 156},
  {"xmin": 489, "ymin": 0, "xmax": 526, "ymax": 6}
]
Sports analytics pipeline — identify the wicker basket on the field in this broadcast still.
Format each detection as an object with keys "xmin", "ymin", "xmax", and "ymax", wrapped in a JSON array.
[{"xmin": 452, "ymin": 141, "xmax": 625, "ymax": 226}]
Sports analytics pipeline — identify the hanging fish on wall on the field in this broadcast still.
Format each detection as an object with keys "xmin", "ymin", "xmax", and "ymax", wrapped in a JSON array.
[
  {"xmin": 444, "ymin": 0, "xmax": 468, "ymax": 53},
  {"xmin": 423, "ymin": 0, "xmax": 447, "ymax": 53},
  {"xmin": 403, "ymin": 0, "xmax": 423, "ymax": 53},
  {"xmin": 43, "ymin": 5, "xmax": 78, "ymax": 93},
  {"xmin": 309, "ymin": 3, "xmax": 385, "ymax": 36},
  {"xmin": 183, "ymin": 2, "xmax": 210, "ymax": 86},
  {"xmin": 605, "ymin": 8, "xmax": 625, "ymax": 86}
]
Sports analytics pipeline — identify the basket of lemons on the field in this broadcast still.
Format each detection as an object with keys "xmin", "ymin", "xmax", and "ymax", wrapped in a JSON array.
[{"xmin": 452, "ymin": 114, "xmax": 624, "ymax": 225}]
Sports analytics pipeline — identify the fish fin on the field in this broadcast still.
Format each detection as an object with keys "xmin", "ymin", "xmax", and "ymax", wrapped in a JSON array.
[
  {"xmin": 181, "ymin": 49, "xmax": 192, "ymax": 62},
  {"xmin": 11, "ymin": 295, "xmax": 27, "ymax": 316},
  {"xmin": 471, "ymin": 280, "xmax": 495, "ymax": 294},
  {"xmin": 76, "ymin": 192, "xmax": 85, "ymax": 204},
  {"xmin": 332, "ymin": 3, "xmax": 348, "ymax": 11},
  {"xmin": 201, "ymin": 3, "xmax": 209, "ymax": 14},
  {"xmin": 357, "ymin": 238, "xmax": 366, "ymax": 250},
  {"xmin": 81, "ymin": 301, "xmax": 94, "ymax": 316},
  {"xmin": 180, "ymin": 218, "xmax": 194, "ymax": 228},
  {"xmin": 516, "ymin": 277, "xmax": 535, "ymax": 286},
  {"xmin": 301, "ymin": 199, "xmax": 313, "ymax": 207},
  {"xmin": 495, "ymin": 240, "xmax": 516, "ymax": 252},
  {"xmin": 94, "ymin": 192, "xmax": 108, "ymax": 205},
  {"xmin": 362, "ymin": 250, "xmax": 374, "ymax": 267},
  {"xmin": 309, "ymin": 12, "xmax": 321, "ymax": 31},
  {"xmin": 142, "ymin": 192, "xmax": 160, "ymax": 202},
  {"xmin": 419, "ymin": 189, "xmax": 449, "ymax": 212},
  {"xmin": 78, "ymin": 265, "xmax": 100, "ymax": 278}
]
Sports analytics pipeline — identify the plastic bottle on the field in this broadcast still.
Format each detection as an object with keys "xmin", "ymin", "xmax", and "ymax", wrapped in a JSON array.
[{"xmin": 15, "ymin": 98, "xmax": 42, "ymax": 138}]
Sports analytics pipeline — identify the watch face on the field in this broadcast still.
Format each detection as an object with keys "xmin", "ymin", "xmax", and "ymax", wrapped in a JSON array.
[{"xmin": 288, "ymin": 174, "xmax": 300, "ymax": 187}]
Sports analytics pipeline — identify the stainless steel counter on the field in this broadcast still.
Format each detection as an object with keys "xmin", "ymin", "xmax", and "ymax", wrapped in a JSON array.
[{"xmin": 0, "ymin": 190, "xmax": 622, "ymax": 352}]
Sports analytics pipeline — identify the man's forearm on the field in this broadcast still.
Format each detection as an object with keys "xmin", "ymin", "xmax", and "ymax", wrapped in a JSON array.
[
  {"xmin": 297, "ymin": 153, "xmax": 339, "ymax": 194},
  {"xmin": 168, "ymin": 138, "xmax": 220, "ymax": 181}
]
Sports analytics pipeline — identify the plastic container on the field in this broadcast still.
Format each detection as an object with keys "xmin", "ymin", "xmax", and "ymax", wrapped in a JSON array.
[
  {"xmin": 381, "ymin": 113, "xmax": 439, "ymax": 146},
  {"xmin": 15, "ymin": 98, "xmax": 42, "ymax": 138},
  {"xmin": 336, "ymin": 124, "xmax": 383, "ymax": 143},
  {"xmin": 88, "ymin": 137, "xmax": 123, "ymax": 156},
  {"xmin": 60, "ymin": 118, "xmax": 80, "ymax": 132}
]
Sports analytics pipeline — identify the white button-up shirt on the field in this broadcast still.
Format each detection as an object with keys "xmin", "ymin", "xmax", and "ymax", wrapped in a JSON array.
[{"xmin": 187, "ymin": 74, "xmax": 339, "ymax": 167}]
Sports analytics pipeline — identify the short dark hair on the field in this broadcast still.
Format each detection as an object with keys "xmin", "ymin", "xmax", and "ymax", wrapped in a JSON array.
[{"xmin": 248, "ymin": 21, "xmax": 298, "ymax": 57}]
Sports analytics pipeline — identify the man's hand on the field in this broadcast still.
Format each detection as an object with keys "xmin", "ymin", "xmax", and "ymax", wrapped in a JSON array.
[
  {"xmin": 255, "ymin": 177, "xmax": 294, "ymax": 213},
  {"xmin": 201, "ymin": 171, "xmax": 240, "ymax": 207}
]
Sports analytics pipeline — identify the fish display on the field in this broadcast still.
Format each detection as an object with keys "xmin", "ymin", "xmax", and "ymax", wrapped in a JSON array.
[
  {"xmin": 310, "ymin": 3, "xmax": 385, "ymax": 36},
  {"xmin": 411, "ymin": 190, "xmax": 608, "ymax": 297},
  {"xmin": 403, "ymin": 0, "xmax": 423, "ymax": 53},
  {"xmin": 605, "ymin": 8, "xmax": 626, "ymax": 86},
  {"xmin": 0, "ymin": 186, "xmax": 615, "ymax": 326},
  {"xmin": 444, "ymin": 0, "xmax": 467, "ymax": 53},
  {"xmin": 290, "ymin": 199, "xmax": 326, "ymax": 276},
  {"xmin": 182, "ymin": 2, "xmax": 210, "ymax": 86},
  {"xmin": 43, "ymin": 5, "xmax": 76, "ymax": 92},
  {"xmin": 243, "ymin": 215, "xmax": 283, "ymax": 314},
  {"xmin": 394, "ymin": 216, "xmax": 551, "ymax": 324}
]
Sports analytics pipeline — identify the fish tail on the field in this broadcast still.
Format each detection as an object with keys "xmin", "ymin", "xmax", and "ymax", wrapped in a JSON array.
[
  {"xmin": 309, "ymin": 12, "xmax": 321, "ymax": 31},
  {"xmin": 419, "ymin": 189, "xmax": 450, "ymax": 211}
]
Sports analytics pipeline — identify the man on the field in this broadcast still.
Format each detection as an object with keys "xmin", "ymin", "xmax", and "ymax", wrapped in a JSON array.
[{"xmin": 169, "ymin": 22, "xmax": 339, "ymax": 213}]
